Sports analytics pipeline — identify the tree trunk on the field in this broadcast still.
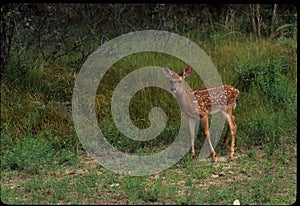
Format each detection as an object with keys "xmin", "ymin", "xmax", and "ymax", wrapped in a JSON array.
[
  {"xmin": 249, "ymin": 4, "xmax": 257, "ymax": 38},
  {"xmin": 270, "ymin": 4, "xmax": 278, "ymax": 41},
  {"xmin": 256, "ymin": 4, "xmax": 261, "ymax": 40},
  {"xmin": 0, "ymin": 5, "xmax": 7, "ymax": 76}
]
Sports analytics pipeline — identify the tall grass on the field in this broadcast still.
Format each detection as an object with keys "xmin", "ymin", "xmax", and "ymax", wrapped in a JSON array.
[{"xmin": 1, "ymin": 34, "xmax": 297, "ymax": 171}]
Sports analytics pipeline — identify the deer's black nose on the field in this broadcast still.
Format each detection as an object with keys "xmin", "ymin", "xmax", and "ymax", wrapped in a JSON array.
[{"xmin": 171, "ymin": 88, "xmax": 176, "ymax": 92}]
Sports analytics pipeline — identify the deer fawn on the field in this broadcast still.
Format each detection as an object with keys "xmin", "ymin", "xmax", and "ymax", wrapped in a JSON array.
[{"xmin": 162, "ymin": 66, "xmax": 239, "ymax": 161}]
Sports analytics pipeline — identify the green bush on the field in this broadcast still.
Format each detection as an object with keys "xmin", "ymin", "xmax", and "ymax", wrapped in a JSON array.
[{"xmin": 235, "ymin": 56, "xmax": 288, "ymax": 93}]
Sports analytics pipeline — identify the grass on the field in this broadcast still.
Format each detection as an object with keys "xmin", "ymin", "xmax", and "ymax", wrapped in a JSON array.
[
  {"xmin": 1, "ymin": 146, "xmax": 296, "ymax": 204},
  {"xmin": 1, "ymin": 35, "xmax": 297, "ymax": 204}
]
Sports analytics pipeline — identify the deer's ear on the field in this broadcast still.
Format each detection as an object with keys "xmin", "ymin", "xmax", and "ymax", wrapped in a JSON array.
[
  {"xmin": 182, "ymin": 65, "xmax": 192, "ymax": 78},
  {"xmin": 161, "ymin": 67, "xmax": 173, "ymax": 78}
]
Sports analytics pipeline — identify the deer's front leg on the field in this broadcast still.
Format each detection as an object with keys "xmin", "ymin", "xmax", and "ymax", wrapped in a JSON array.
[
  {"xmin": 201, "ymin": 116, "xmax": 216, "ymax": 162},
  {"xmin": 188, "ymin": 118, "xmax": 196, "ymax": 158}
]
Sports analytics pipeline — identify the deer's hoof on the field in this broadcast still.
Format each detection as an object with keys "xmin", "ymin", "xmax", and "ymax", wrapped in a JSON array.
[
  {"xmin": 191, "ymin": 150, "xmax": 195, "ymax": 158},
  {"xmin": 211, "ymin": 152, "xmax": 216, "ymax": 162},
  {"xmin": 229, "ymin": 149, "xmax": 234, "ymax": 161}
]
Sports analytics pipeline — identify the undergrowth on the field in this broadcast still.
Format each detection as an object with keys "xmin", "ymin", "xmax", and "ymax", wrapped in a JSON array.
[{"xmin": 0, "ymin": 36, "xmax": 297, "ymax": 171}]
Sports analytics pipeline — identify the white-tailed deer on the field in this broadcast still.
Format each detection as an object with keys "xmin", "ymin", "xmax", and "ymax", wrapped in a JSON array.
[{"xmin": 162, "ymin": 66, "xmax": 239, "ymax": 161}]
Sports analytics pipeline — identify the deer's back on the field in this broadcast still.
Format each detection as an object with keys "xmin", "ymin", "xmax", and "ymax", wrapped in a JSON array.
[{"xmin": 192, "ymin": 84, "xmax": 239, "ymax": 108}]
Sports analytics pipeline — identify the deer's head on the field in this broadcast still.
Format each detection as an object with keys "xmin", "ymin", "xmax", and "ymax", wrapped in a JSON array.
[{"xmin": 162, "ymin": 66, "xmax": 192, "ymax": 94}]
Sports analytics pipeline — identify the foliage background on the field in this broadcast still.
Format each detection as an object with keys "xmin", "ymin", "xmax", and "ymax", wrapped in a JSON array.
[{"xmin": 0, "ymin": 3, "xmax": 297, "ymax": 204}]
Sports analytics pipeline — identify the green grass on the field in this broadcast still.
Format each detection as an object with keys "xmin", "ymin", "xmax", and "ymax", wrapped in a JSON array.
[
  {"xmin": 1, "ymin": 146, "xmax": 296, "ymax": 204},
  {"xmin": 1, "ymin": 36, "xmax": 297, "ymax": 204}
]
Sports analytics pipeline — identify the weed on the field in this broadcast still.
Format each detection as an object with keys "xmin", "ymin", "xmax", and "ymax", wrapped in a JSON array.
[
  {"xmin": 2, "ymin": 137, "xmax": 54, "ymax": 174},
  {"xmin": 247, "ymin": 149, "xmax": 257, "ymax": 160}
]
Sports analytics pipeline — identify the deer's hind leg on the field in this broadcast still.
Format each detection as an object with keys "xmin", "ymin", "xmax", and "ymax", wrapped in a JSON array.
[
  {"xmin": 221, "ymin": 109, "xmax": 237, "ymax": 160},
  {"xmin": 229, "ymin": 114, "xmax": 237, "ymax": 160},
  {"xmin": 223, "ymin": 115, "xmax": 236, "ymax": 147},
  {"xmin": 223, "ymin": 124, "xmax": 231, "ymax": 148}
]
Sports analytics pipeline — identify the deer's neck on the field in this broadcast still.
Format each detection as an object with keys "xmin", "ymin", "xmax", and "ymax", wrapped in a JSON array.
[{"xmin": 175, "ymin": 86, "xmax": 200, "ymax": 118}]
